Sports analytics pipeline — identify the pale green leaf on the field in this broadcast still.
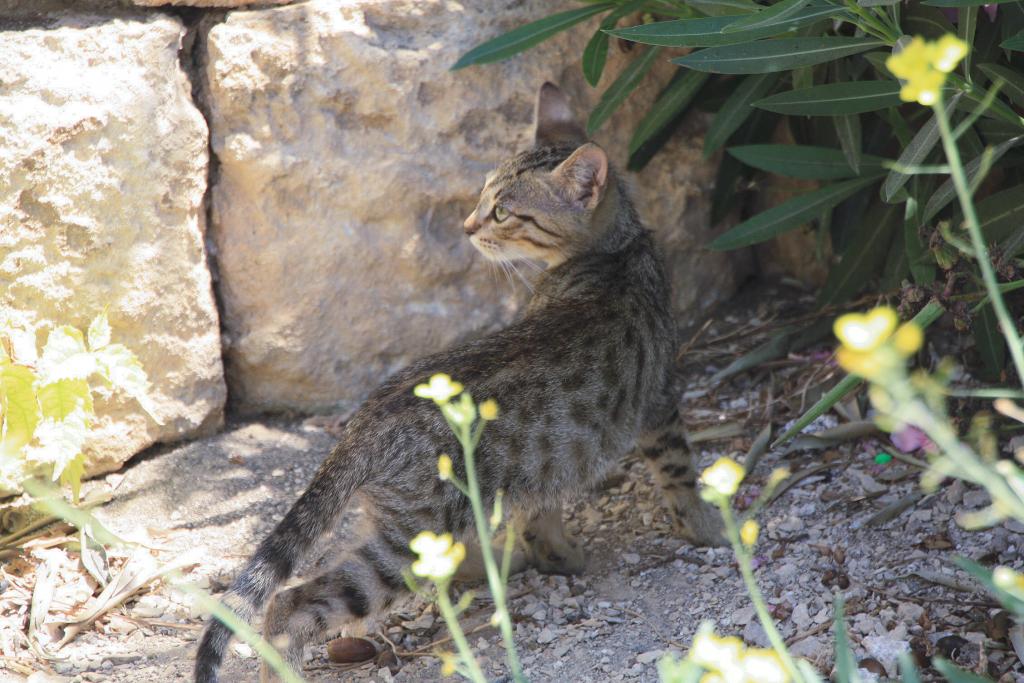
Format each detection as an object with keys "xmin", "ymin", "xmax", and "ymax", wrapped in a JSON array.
[
  {"xmin": 26, "ymin": 407, "xmax": 90, "ymax": 481},
  {"xmin": 60, "ymin": 453, "xmax": 87, "ymax": 504},
  {"xmin": 37, "ymin": 379, "xmax": 93, "ymax": 422},
  {"xmin": 94, "ymin": 344, "xmax": 160, "ymax": 421},
  {"xmin": 0, "ymin": 362, "xmax": 40, "ymax": 457},
  {"xmin": 88, "ymin": 312, "xmax": 111, "ymax": 351},
  {"xmin": 37, "ymin": 326, "xmax": 95, "ymax": 385}
]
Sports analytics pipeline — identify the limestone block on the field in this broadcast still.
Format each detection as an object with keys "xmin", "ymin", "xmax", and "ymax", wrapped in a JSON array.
[
  {"xmin": 204, "ymin": 0, "xmax": 749, "ymax": 414},
  {"xmin": 0, "ymin": 13, "xmax": 226, "ymax": 478}
]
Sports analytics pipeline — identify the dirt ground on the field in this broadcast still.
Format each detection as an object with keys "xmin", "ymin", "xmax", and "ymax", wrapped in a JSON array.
[{"xmin": 4, "ymin": 285, "xmax": 1024, "ymax": 683}]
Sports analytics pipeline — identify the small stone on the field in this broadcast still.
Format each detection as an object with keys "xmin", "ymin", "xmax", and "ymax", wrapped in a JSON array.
[
  {"xmin": 964, "ymin": 489, "xmax": 990, "ymax": 508},
  {"xmin": 789, "ymin": 635, "xmax": 826, "ymax": 661},
  {"xmin": 863, "ymin": 633, "xmax": 910, "ymax": 677},
  {"xmin": 897, "ymin": 602, "xmax": 925, "ymax": 623},
  {"xmin": 791, "ymin": 603, "xmax": 812, "ymax": 629},
  {"xmin": 622, "ymin": 553, "xmax": 641, "ymax": 565},
  {"xmin": 743, "ymin": 621, "xmax": 770, "ymax": 648},
  {"xmin": 637, "ymin": 649, "xmax": 664, "ymax": 664},
  {"xmin": 230, "ymin": 643, "xmax": 254, "ymax": 659}
]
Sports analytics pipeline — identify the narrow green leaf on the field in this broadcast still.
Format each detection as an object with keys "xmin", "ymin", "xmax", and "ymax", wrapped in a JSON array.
[
  {"xmin": 819, "ymin": 199, "xmax": 900, "ymax": 305},
  {"xmin": 924, "ymin": 0, "xmax": 1019, "ymax": 6},
  {"xmin": 771, "ymin": 300, "xmax": 945, "ymax": 447},
  {"xmin": 587, "ymin": 46, "xmax": 662, "ymax": 135},
  {"xmin": 683, "ymin": 0, "xmax": 763, "ymax": 16},
  {"xmin": 881, "ymin": 223, "xmax": 909, "ymax": 291},
  {"xmin": 904, "ymin": 197, "xmax": 936, "ymax": 284},
  {"xmin": 975, "ymin": 302, "xmax": 1006, "ymax": 382},
  {"xmin": 978, "ymin": 63, "xmax": 1024, "ymax": 109},
  {"xmin": 904, "ymin": 4, "xmax": 957, "ymax": 38},
  {"xmin": 898, "ymin": 653, "xmax": 922, "ymax": 683},
  {"xmin": 704, "ymin": 73, "xmax": 780, "ymax": 157},
  {"xmin": 834, "ymin": 595, "xmax": 861, "ymax": 683},
  {"xmin": 608, "ymin": 4, "xmax": 843, "ymax": 47},
  {"xmin": 723, "ymin": 0, "xmax": 810, "ymax": 33},
  {"xmin": 710, "ymin": 175, "xmax": 882, "ymax": 250},
  {"xmin": 727, "ymin": 144, "xmax": 887, "ymax": 179},
  {"xmin": 451, "ymin": 3, "xmax": 614, "ymax": 70},
  {"xmin": 672, "ymin": 37, "xmax": 884, "ymax": 74},
  {"xmin": 931, "ymin": 659, "xmax": 994, "ymax": 683},
  {"xmin": 946, "ymin": 72, "xmax": 1023, "ymax": 126},
  {"xmin": 754, "ymin": 80, "xmax": 903, "ymax": 115},
  {"xmin": 959, "ymin": 6, "xmax": 978, "ymax": 77},
  {"xmin": 1002, "ymin": 29, "xmax": 1024, "ymax": 51},
  {"xmin": 629, "ymin": 70, "xmax": 709, "ymax": 154},
  {"xmin": 834, "ymin": 113, "xmax": 862, "ymax": 174},
  {"xmin": 975, "ymin": 185, "xmax": 1024, "ymax": 242},
  {"xmin": 881, "ymin": 97, "xmax": 958, "ymax": 203},
  {"xmin": 583, "ymin": 0, "xmax": 647, "ymax": 86},
  {"xmin": 711, "ymin": 110, "xmax": 778, "ymax": 223},
  {"xmin": 921, "ymin": 136, "xmax": 1023, "ymax": 226},
  {"xmin": 1002, "ymin": 222, "xmax": 1024, "ymax": 257}
]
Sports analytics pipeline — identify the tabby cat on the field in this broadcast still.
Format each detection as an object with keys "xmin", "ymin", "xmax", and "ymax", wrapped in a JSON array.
[{"xmin": 194, "ymin": 83, "xmax": 721, "ymax": 683}]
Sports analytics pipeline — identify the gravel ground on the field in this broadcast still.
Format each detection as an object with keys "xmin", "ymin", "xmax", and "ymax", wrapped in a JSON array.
[{"xmin": 4, "ymin": 289, "xmax": 1024, "ymax": 683}]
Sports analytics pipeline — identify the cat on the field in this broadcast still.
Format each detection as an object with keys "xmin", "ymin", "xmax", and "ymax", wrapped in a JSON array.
[{"xmin": 194, "ymin": 82, "xmax": 722, "ymax": 683}]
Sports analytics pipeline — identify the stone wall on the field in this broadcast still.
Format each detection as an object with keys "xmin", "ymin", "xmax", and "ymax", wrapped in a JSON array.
[{"xmin": 0, "ymin": 0, "xmax": 750, "ymax": 479}]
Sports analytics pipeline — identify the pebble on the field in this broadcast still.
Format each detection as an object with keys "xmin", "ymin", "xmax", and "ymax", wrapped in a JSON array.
[
  {"xmin": 636, "ymin": 649, "xmax": 663, "ymax": 664},
  {"xmin": 536, "ymin": 628, "xmax": 557, "ymax": 644},
  {"xmin": 622, "ymin": 553, "xmax": 641, "ymax": 565}
]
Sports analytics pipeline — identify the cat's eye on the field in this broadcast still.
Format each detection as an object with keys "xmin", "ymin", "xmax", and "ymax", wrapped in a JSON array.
[{"xmin": 493, "ymin": 205, "xmax": 510, "ymax": 222}]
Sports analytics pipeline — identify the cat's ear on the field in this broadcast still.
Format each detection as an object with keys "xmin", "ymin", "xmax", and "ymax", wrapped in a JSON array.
[
  {"xmin": 535, "ymin": 82, "xmax": 586, "ymax": 146},
  {"xmin": 552, "ymin": 143, "xmax": 608, "ymax": 210}
]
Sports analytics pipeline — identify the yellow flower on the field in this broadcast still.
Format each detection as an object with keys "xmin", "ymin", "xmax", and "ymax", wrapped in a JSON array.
[
  {"xmin": 438, "ymin": 650, "xmax": 458, "ymax": 677},
  {"xmin": 740, "ymin": 520, "xmax": 759, "ymax": 547},
  {"xmin": 893, "ymin": 323, "xmax": 923, "ymax": 355},
  {"xmin": 741, "ymin": 648, "xmax": 790, "ymax": 683},
  {"xmin": 700, "ymin": 457, "xmax": 746, "ymax": 498},
  {"xmin": 689, "ymin": 630, "xmax": 745, "ymax": 681},
  {"xmin": 437, "ymin": 454, "xmax": 453, "ymax": 480},
  {"xmin": 993, "ymin": 566, "xmax": 1024, "ymax": 599},
  {"xmin": 767, "ymin": 466, "xmax": 790, "ymax": 488},
  {"xmin": 414, "ymin": 373, "xmax": 463, "ymax": 403},
  {"xmin": 479, "ymin": 399, "xmax": 499, "ymax": 421},
  {"xmin": 834, "ymin": 307, "xmax": 897, "ymax": 352},
  {"xmin": 410, "ymin": 531, "xmax": 466, "ymax": 580},
  {"xmin": 886, "ymin": 34, "xmax": 967, "ymax": 105},
  {"xmin": 836, "ymin": 347, "xmax": 887, "ymax": 379}
]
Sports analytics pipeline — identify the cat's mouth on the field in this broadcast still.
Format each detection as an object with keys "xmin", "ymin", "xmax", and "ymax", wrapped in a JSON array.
[{"xmin": 470, "ymin": 235, "xmax": 504, "ymax": 261}]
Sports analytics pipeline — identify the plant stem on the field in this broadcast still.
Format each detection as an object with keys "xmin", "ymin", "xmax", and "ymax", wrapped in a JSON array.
[
  {"xmin": 718, "ymin": 502, "xmax": 807, "ymax": 683},
  {"xmin": 458, "ymin": 422, "xmax": 526, "ymax": 682},
  {"xmin": 932, "ymin": 97, "xmax": 1024, "ymax": 388},
  {"xmin": 437, "ymin": 586, "xmax": 488, "ymax": 683}
]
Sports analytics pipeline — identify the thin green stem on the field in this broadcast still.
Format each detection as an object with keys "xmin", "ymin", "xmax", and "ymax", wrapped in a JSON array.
[
  {"xmin": 843, "ymin": 1, "xmax": 898, "ymax": 43},
  {"xmin": 933, "ymin": 97, "xmax": 1024, "ymax": 388},
  {"xmin": 459, "ymin": 422, "xmax": 526, "ymax": 683},
  {"xmin": 437, "ymin": 586, "xmax": 488, "ymax": 683},
  {"xmin": 718, "ymin": 502, "xmax": 808, "ymax": 683}
]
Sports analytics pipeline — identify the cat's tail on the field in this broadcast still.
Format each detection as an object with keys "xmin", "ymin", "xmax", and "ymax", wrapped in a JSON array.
[{"xmin": 193, "ymin": 441, "xmax": 370, "ymax": 683}]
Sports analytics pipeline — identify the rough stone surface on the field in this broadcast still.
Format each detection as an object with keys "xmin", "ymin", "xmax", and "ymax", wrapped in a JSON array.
[
  {"xmin": 204, "ymin": 0, "xmax": 749, "ymax": 414},
  {"xmin": 0, "ymin": 13, "xmax": 226, "ymax": 477}
]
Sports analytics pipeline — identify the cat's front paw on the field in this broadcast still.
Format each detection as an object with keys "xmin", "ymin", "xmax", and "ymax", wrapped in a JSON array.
[{"xmin": 523, "ymin": 534, "xmax": 586, "ymax": 575}]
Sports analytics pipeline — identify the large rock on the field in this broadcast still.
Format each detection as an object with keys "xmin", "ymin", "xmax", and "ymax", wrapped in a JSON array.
[
  {"xmin": 0, "ymin": 12, "xmax": 226, "ymax": 478},
  {"xmin": 204, "ymin": 0, "xmax": 749, "ymax": 415}
]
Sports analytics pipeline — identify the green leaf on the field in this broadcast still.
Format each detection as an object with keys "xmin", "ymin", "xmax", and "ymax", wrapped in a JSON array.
[
  {"xmin": 688, "ymin": 0, "xmax": 763, "ymax": 15},
  {"xmin": 771, "ymin": 300, "xmax": 945, "ymax": 447},
  {"xmin": 451, "ymin": 3, "xmax": 614, "ymax": 70},
  {"xmin": 723, "ymin": 0, "xmax": 811, "ymax": 33},
  {"xmin": 583, "ymin": 0, "xmax": 647, "ymax": 86},
  {"xmin": 37, "ymin": 379, "xmax": 92, "ymax": 422},
  {"xmin": 87, "ymin": 311, "xmax": 111, "ymax": 351},
  {"xmin": 834, "ymin": 595, "xmax": 861, "ymax": 683},
  {"xmin": 881, "ymin": 97, "xmax": 957, "ymax": 203},
  {"xmin": 932, "ymin": 659, "xmax": 994, "ymax": 683},
  {"xmin": 0, "ymin": 362, "xmax": 39, "ymax": 457},
  {"xmin": 711, "ymin": 175, "xmax": 881, "ymax": 250},
  {"xmin": 881, "ymin": 223, "xmax": 909, "ymax": 291},
  {"xmin": 727, "ymin": 144, "xmax": 886, "ymax": 179},
  {"xmin": 754, "ymin": 80, "xmax": 902, "ymax": 115},
  {"xmin": 94, "ymin": 343, "xmax": 160, "ymax": 421},
  {"xmin": 26, "ymin": 407, "xmax": 90, "ymax": 482},
  {"xmin": 1002, "ymin": 29, "xmax": 1024, "ymax": 51},
  {"xmin": 704, "ymin": 73, "xmax": 780, "ymax": 157},
  {"xmin": 924, "ymin": 0, "xmax": 1019, "ymax": 5},
  {"xmin": 976, "ymin": 185, "xmax": 1024, "ymax": 242},
  {"xmin": 898, "ymin": 653, "xmax": 921, "ymax": 683},
  {"xmin": 978, "ymin": 63, "xmax": 1024, "ymax": 109},
  {"xmin": 672, "ymin": 37, "xmax": 884, "ymax": 74},
  {"xmin": 629, "ymin": 70, "xmax": 709, "ymax": 154},
  {"xmin": 904, "ymin": 197, "xmax": 936, "ymax": 284},
  {"xmin": 587, "ymin": 46, "xmax": 662, "ymax": 135},
  {"xmin": 834, "ymin": 113, "xmax": 862, "ymax": 174},
  {"xmin": 37, "ymin": 325, "xmax": 95, "ymax": 386},
  {"xmin": 904, "ymin": 4, "xmax": 957, "ymax": 38},
  {"xmin": 975, "ymin": 302, "xmax": 1006, "ymax": 382},
  {"xmin": 921, "ymin": 136, "xmax": 1023, "ymax": 226},
  {"xmin": 711, "ymin": 110, "xmax": 778, "ymax": 223},
  {"xmin": 609, "ymin": 4, "xmax": 843, "ymax": 47},
  {"xmin": 60, "ymin": 453, "xmax": 87, "ymax": 504},
  {"xmin": 958, "ymin": 6, "xmax": 978, "ymax": 76},
  {"xmin": 819, "ymin": 199, "xmax": 901, "ymax": 305}
]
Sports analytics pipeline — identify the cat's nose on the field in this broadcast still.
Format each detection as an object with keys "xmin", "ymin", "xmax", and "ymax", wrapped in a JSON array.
[{"xmin": 463, "ymin": 212, "xmax": 482, "ymax": 236}]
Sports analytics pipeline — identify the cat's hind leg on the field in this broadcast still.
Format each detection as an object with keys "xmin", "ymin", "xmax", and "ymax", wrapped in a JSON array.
[
  {"xmin": 638, "ymin": 408, "xmax": 725, "ymax": 547},
  {"xmin": 514, "ymin": 507, "xmax": 586, "ymax": 575},
  {"xmin": 259, "ymin": 532, "xmax": 412, "ymax": 682}
]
